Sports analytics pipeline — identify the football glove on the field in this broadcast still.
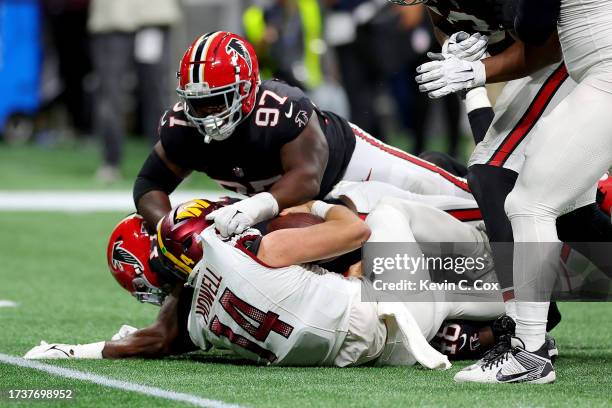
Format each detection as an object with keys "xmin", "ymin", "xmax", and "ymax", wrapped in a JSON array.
[
  {"xmin": 416, "ymin": 56, "xmax": 487, "ymax": 99},
  {"xmin": 24, "ymin": 340, "xmax": 104, "ymax": 359},
  {"xmin": 428, "ymin": 31, "xmax": 489, "ymax": 62},
  {"xmin": 206, "ymin": 192, "xmax": 279, "ymax": 237}
]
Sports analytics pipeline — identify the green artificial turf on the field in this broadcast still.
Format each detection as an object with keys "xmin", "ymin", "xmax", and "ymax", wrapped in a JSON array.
[{"xmin": 0, "ymin": 139, "xmax": 218, "ymax": 191}]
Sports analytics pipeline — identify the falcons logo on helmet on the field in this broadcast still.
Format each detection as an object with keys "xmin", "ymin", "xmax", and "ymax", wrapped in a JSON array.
[
  {"xmin": 226, "ymin": 38, "xmax": 252, "ymax": 75},
  {"xmin": 111, "ymin": 239, "xmax": 144, "ymax": 273}
]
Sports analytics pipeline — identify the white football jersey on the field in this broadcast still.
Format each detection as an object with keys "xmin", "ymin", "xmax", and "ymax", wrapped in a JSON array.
[{"xmin": 187, "ymin": 227, "xmax": 360, "ymax": 366}]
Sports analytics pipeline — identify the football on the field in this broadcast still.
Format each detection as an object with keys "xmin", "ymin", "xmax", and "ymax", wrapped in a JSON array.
[{"xmin": 267, "ymin": 212, "xmax": 325, "ymax": 232}]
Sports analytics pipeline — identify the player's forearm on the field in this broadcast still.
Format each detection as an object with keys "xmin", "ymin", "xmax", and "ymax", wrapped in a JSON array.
[
  {"xmin": 258, "ymin": 204, "xmax": 370, "ymax": 267},
  {"xmin": 102, "ymin": 325, "xmax": 174, "ymax": 359},
  {"xmin": 104, "ymin": 287, "xmax": 192, "ymax": 359},
  {"xmin": 483, "ymin": 37, "xmax": 561, "ymax": 83},
  {"xmin": 297, "ymin": 205, "xmax": 371, "ymax": 262},
  {"xmin": 269, "ymin": 169, "xmax": 322, "ymax": 210},
  {"xmin": 316, "ymin": 206, "xmax": 371, "ymax": 256},
  {"xmin": 136, "ymin": 190, "xmax": 173, "ymax": 234}
]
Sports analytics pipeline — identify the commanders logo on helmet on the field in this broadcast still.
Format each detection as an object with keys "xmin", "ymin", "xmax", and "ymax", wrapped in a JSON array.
[{"xmin": 157, "ymin": 199, "xmax": 220, "ymax": 279}]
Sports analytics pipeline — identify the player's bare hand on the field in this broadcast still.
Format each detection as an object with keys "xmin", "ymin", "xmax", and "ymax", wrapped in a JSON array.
[
  {"xmin": 111, "ymin": 325, "xmax": 139, "ymax": 341},
  {"xmin": 346, "ymin": 261, "xmax": 363, "ymax": 278},
  {"xmin": 279, "ymin": 201, "xmax": 315, "ymax": 216}
]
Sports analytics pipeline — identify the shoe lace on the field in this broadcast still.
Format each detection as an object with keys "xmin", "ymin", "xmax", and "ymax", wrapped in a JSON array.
[{"xmin": 481, "ymin": 335, "xmax": 512, "ymax": 371}]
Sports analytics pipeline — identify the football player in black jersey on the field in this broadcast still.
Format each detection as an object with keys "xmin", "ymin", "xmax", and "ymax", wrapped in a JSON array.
[{"xmin": 133, "ymin": 31, "xmax": 473, "ymax": 238}]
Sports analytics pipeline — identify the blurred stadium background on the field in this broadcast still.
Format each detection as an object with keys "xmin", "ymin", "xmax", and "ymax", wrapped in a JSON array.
[
  {"xmin": 0, "ymin": 1, "xmax": 610, "ymax": 407},
  {"xmin": 1, "ymin": 0, "xmax": 493, "ymax": 188}
]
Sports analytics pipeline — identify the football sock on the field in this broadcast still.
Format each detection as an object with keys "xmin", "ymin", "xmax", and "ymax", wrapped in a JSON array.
[
  {"xmin": 515, "ymin": 302, "xmax": 549, "ymax": 352},
  {"xmin": 504, "ymin": 298, "xmax": 517, "ymax": 321}
]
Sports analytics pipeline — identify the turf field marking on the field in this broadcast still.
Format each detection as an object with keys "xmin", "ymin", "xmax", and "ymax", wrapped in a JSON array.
[
  {"xmin": 0, "ymin": 353, "xmax": 245, "ymax": 408},
  {"xmin": 0, "ymin": 300, "xmax": 18, "ymax": 308},
  {"xmin": 0, "ymin": 190, "xmax": 232, "ymax": 212}
]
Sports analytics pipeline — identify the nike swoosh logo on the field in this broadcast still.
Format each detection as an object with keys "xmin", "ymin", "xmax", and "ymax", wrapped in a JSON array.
[
  {"xmin": 458, "ymin": 333, "xmax": 467, "ymax": 351},
  {"xmin": 48, "ymin": 345, "xmax": 72, "ymax": 357},
  {"xmin": 284, "ymin": 103, "xmax": 294, "ymax": 118},
  {"xmin": 496, "ymin": 366, "xmax": 539, "ymax": 382},
  {"xmin": 160, "ymin": 111, "xmax": 168, "ymax": 126}
]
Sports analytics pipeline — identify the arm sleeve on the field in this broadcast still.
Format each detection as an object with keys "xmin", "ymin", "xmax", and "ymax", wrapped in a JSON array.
[
  {"xmin": 133, "ymin": 150, "xmax": 183, "ymax": 206},
  {"xmin": 468, "ymin": 107, "xmax": 495, "ymax": 144},
  {"xmin": 514, "ymin": 0, "xmax": 561, "ymax": 45}
]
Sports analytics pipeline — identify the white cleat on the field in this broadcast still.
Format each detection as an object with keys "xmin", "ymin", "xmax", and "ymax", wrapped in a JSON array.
[{"xmin": 454, "ymin": 337, "xmax": 556, "ymax": 384}]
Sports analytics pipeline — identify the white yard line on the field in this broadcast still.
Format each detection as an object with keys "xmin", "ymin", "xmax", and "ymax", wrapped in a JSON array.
[
  {"xmin": 0, "ymin": 353, "xmax": 245, "ymax": 408},
  {"xmin": 0, "ymin": 300, "xmax": 18, "ymax": 308},
  {"xmin": 0, "ymin": 191, "xmax": 234, "ymax": 212}
]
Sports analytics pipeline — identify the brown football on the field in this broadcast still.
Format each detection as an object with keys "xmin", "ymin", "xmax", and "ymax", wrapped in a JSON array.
[{"xmin": 267, "ymin": 213, "xmax": 325, "ymax": 232}]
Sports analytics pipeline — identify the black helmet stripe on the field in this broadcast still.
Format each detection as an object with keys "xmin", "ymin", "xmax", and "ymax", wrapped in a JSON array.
[{"xmin": 191, "ymin": 31, "xmax": 218, "ymax": 84}]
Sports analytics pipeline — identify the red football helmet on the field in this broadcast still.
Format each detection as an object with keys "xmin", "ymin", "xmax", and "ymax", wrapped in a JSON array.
[
  {"xmin": 107, "ymin": 214, "xmax": 169, "ymax": 305},
  {"xmin": 177, "ymin": 31, "xmax": 260, "ymax": 143},
  {"xmin": 597, "ymin": 173, "xmax": 612, "ymax": 216},
  {"xmin": 157, "ymin": 199, "xmax": 220, "ymax": 280}
]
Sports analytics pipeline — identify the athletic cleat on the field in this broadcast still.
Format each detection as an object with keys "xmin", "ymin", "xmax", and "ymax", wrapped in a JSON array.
[
  {"xmin": 545, "ymin": 334, "xmax": 559, "ymax": 363},
  {"xmin": 490, "ymin": 315, "xmax": 559, "ymax": 362},
  {"xmin": 454, "ymin": 337, "xmax": 556, "ymax": 384}
]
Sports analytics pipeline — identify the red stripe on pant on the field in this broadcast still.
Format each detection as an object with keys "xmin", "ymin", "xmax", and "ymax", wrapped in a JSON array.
[
  {"xmin": 445, "ymin": 208, "xmax": 483, "ymax": 222},
  {"xmin": 360, "ymin": 208, "xmax": 481, "ymax": 222},
  {"xmin": 352, "ymin": 126, "xmax": 471, "ymax": 193},
  {"xmin": 487, "ymin": 63, "xmax": 569, "ymax": 167}
]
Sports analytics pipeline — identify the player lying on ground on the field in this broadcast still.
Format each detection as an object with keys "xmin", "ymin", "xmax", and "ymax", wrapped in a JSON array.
[
  {"xmin": 134, "ymin": 30, "xmax": 475, "ymax": 240},
  {"xmin": 26, "ymin": 199, "xmax": 513, "ymax": 368}
]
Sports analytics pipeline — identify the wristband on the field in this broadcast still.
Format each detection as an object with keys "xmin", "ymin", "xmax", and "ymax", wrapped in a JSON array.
[
  {"xmin": 463, "ymin": 86, "xmax": 491, "ymax": 113},
  {"xmin": 311, "ymin": 201, "xmax": 334, "ymax": 219},
  {"xmin": 73, "ymin": 342, "xmax": 105, "ymax": 359}
]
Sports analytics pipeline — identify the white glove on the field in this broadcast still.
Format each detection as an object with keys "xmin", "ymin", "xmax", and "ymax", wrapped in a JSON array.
[
  {"xmin": 111, "ymin": 324, "xmax": 139, "ymax": 341},
  {"xmin": 415, "ymin": 56, "xmax": 486, "ymax": 99},
  {"xmin": 429, "ymin": 31, "xmax": 489, "ymax": 62},
  {"xmin": 24, "ymin": 340, "xmax": 104, "ymax": 359},
  {"xmin": 205, "ymin": 192, "xmax": 279, "ymax": 237}
]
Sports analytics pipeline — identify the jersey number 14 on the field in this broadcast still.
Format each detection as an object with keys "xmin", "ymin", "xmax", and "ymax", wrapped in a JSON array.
[{"xmin": 210, "ymin": 288, "xmax": 294, "ymax": 363}]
